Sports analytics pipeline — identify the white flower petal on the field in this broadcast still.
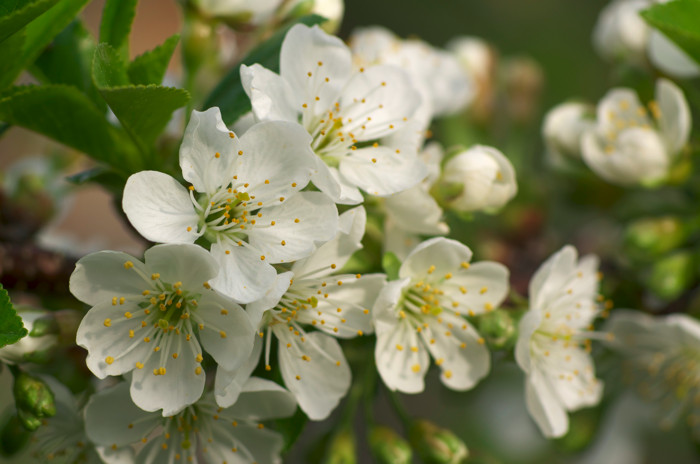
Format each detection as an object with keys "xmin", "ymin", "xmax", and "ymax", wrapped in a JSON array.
[
  {"xmin": 280, "ymin": 24, "xmax": 351, "ymax": 112},
  {"xmin": 249, "ymin": 191, "xmax": 338, "ymax": 263},
  {"xmin": 340, "ymin": 146, "xmax": 427, "ymax": 196},
  {"xmin": 442, "ymin": 261, "xmax": 510, "ymax": 315},
  {"xmin": 143, "ymin": 243, "xmax": 219, "ymax": 290},
  {"xmin": 70, "ymin": 251, "xmax": 150, "ymax": 306},
  {"xmin": 292, "ymin": 206, "xmax": 366, "ymax": 279},
  {"xmin": 649, "ymin": 30, "xmax": 700, "ymax": 79},
  {"xmin": 236, "ymin": 120, "xmax": 315, "ymax": 205},
  {"xmin": 375, "ymin": 319, "xmax": 429, "ymax": 394},
  {"xmin": 85, "ymin": 382, "xmax": 160, "ymax": 447},
  {"xmin": 76, "ymin": 301, "xmax": 151, "ymax": 379},
  {"xmin": 227, "ymin": 377, "xmax": 297, "ymax": 421},
  {"xmin": 339, "ymin": 65, "xmax": 421, "ymax": 141},
  {"xmin": 210, "ymin": 422, "xmax": 285, "ymax": 464},
  {"xmin": 122, "ymin": 171, "xmax": 200, "ymax": 244},
  {"xmin": 514, "ymin": 310, "xmax": 541, "ymax": 374},
  {"xmin": 383, "ymin": 217, "xmax": 422, "ymax": 261},
  {"xmin": 210, "ymin": 243, "xmax": 278, "ymax": 303},
  {"xmin": 525, "ymin": 369, "xmax": 570, "ymax": 438},
  {"xmin": 241, "ymin": 63, "xmax": 299, "ymax": 123},
  {"xmin": 246, "ymin": 272, "xmax": 294, "ymax": 327},
  {"xmin": 384, "ymin": 186, "xmax": 448, "ymax": 235},
  {"xmin": 130, "ymin": 328, "xmax": 206, "ymax": 416},
  {"xmin": 196, "ymin": 292, "xmax": 255, "ymax": 371},
  {"xmin": 656, "ymin": 77, "xmax": 691, "ymax": 156},
  {"xmin": 529, "ymin": 245, "xmax": 577, "ymax": 311},
  {"xmin": 179, "ymin": 108, "xmax": 241, "ymax": 195},
  {"xmin": 215, "ymin": 336, "xmax": 263, "ymax": 408},
  {"xmin": 420, "ymin": 312, "xmax": 490, "ymax": 390},
  {"xmin": 296, "ymin": 273, "xmax": 385, "ymax": 338},
  {"xmin": 399, "ymin": 237, "xmax": 472, "ymax": 280},
  {"xmin": 277, "ymin": 330, "xmax": 351, "ymax": 420}
]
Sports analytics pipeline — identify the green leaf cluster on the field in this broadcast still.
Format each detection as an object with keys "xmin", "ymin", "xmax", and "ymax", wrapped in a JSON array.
[
  {"xmin": 0, "ymin": 284, "xmax": 27, "ymax": 349},
  {"xmin": 642, "ymin": 0, "xmax": 700, "ymax": 65}
]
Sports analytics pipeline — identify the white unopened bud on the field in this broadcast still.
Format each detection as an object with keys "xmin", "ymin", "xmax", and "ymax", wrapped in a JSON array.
[
  {"xmin": 593, "ymin": 0, "xmax": 650, "ymax": 64},
  {"xmin": 438, "ymin": 146, "xmax": 517, "ymax": 213},
  {"xmin": 542, "ymin": 102, "xmax": 595, "ymax": 163},
  {"xmin": 581, "ymin": 78, "xmax": 691, "ymax": 186},
  {"xmin": 195, "ymin": 0, "xmax": 283, "ymax": 25}
]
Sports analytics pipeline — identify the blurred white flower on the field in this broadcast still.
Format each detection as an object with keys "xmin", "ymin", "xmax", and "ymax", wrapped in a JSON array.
[
  {"xmin": 0, "ymin": 311, "xmax": 57, "ymax": 365},
  {"xmin": 581, "ymin": 78, "xmax": 691, "ymax": 186},
  {"xmin": 593, "ymin": 0, "xmax": 700, "ymax": 77},
  {"xmin": 242, "ymin": 24, "xmax": 427, "ymax": 204},
  {"xmin": 279, "ymin": 0, "xmax": 345, "ymax": 33},
  {"xmin": 515, "ymin": 245, "xmax": 604, "ymax": 438},
  {"xmin": 122, "ymin": 108, "xmax": 338, "ymax": 303},
  {"xmin": 437, "ymin": 145, "xmax": 517, "ymax": 213},
  {"xmin": 71, "ymin": 243, "xmax": 255, "ymax": 416},
  {"xmin": 374, "ymin": 237, "xmax": 509, "ymax": 394},
  {"xmin": 606, "ymin": 310, "xmax": 700, "ymax": 437},
  {"xmin": 542, "ymin": 102, "xmax": 596, "ymax": 164},
  {"xmin": 382, "ymin": 142, "xmax": 448, "ymax": 260},
  {"xmin": 85, "ymin": 379, "xmax": 296, "ymax": 463},
  {"xmin": 218, "ymin": 207, "xmax": 384, "ymax": 420},
  {"xmin": 195, "ymin": 0, "xmax": 283, "ymax": 24},
  {"xmin": 350, "ymin": 26, "xmax": 473, "ymax": 122}
]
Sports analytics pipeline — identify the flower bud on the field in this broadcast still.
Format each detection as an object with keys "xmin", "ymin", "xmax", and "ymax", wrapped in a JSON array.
[
  {"xmin": 624, "ymin": 216, "xmax": 687, "ymax": 259},
  {"xmin": 435, "ymin": 145, "xmax": 517, "ymax": 213},
  {"xmin": 369, "ymin": 425, "xmax": 412, "ymax": 464},
  {"xmin": 13, "ymin": 372, "xmax": 56, "ymax": 431},
  {"xmin": 648, "ymin": 251, "xmax": 694, "ymax": 301},
  {"xmin": 542, "ymin": 102, "xmax": 595, "ymax": 164},
  {"xmin": 592, "ymin": 0, "xmax": 649, "ymax": 64},
  {"xmin": 477, "ymin": 309, "xmax": 517, "ymax": 350},
  {"xmin": 0, "ymin": 311, "xmax": 59, "ymax": 365},
  {"xmin": 324, "ymin": 428, "xmax": 357, "ymax": 464},
  {"xmin": 280, "ymin": 0, "xmax": 345, "ymax": 34},
  {"xmin": 409, "ymin": 420, "xmax": 468, "ymax": 464},
  {"xmin": 193, "ymin": 0, "xmax": 282, "ymax": 26}
]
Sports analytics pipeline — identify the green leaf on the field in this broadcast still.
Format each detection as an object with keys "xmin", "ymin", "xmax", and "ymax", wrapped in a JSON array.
[
  {"xmin": 0, "ymin": 0, "xmax": 58, "ymax": 44},
  {"xmin": 642, "ymin": 0, "xmax": 700, "ymax": 65},
  {"xmin": 0, "ymin": 85, "xmax": 138, "ymax": 171},
  {"xmin": 0, "ymin": 284, "xmax": 27, "ymax": 349},
  {"xmin": 202, "ymin": 14, "xmax": 326, "ymax": 125},
  {"xmin": 99, "ymin": 0, "xmax": 138, "ymax": 58},
  {"xmin": 93, "ymin": 43, "xmax": 189, "ymax": 154},
  {"xmin": 66, "ymin": 166, "xmax": 127, "ymax": 194},
  {"xmin": 128, "ymin": 33, "xmax": 179, "ymax": 85},
  {"xmin": 382, "ymin": 252, "xmax": 402, "ymax": 281},
  {"xmin": 31, "ymin": 20, "xmax": 103, "ymax": 108},
  {"xmin": 0, "ymin": 0, "xmax": 90, "ymax": 90}
]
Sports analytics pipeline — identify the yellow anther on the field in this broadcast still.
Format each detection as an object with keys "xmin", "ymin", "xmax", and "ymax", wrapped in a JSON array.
[
  {"xmin": 221, "ymin": 309, "xmax": 228, "ymax": 315},
  {"xmin": 104, "ymin": 318, "xmax": 112, "ymax": 327},
  {"xmin": 129, "ymin": 330, "xmax": 135, "ymax": 338},
  {"xmin": 411, "ymin": 364, "xmax": 421, "ymax": 373},
  {"xmin": 112, "ymin": 297, "xmax": 117, "ymax": 306},
  {"xmin": 220, "ymin": 331, "xmax": 227, "ymax": 338},
  {"xmin": 196, "ymin": 354, "xmax": 203, "ymax": 363},
  {"xmin": 105, "ymin": 356, "xmax": 114, "ymax": 365},
  {"xmin": 124, "ymin": 312, "xmax": 132, "ymax": 319},
  {"xmin": 480, "ymin": 287, "xmax": 488, "ymax": 294},
  {"xmin": 151, "ymin": 273, "xmax": 160, "ymax": 280},
  {"xmin": 427, "ymin": 265, "xmax": 436, "ymax": 274},
  {"xmin": 124, "ymin": 261, "xmax": 134, "ymax": 269}
]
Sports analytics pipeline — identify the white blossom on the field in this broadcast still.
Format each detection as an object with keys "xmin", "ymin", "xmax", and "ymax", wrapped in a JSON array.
[
  {"xmin": 350, "ymin": 26, "xmax": 473, "ymax": 120},
  {"xmin": 122, "ymin": 108, "xmax": 338, "ymax": 303},
  {"xmin": 515, "ymin": 245, "xmax": 604, "ymax": 438},
  {"xmin": 382, "ymin": 142, "xmax": 448, "ymax": 260},
  {"xmin": 606, "ymin": 310, "xmax": 700, "ymax": 437},
  {"xmin": 71, "ymin": 243, "xmax": 255, "ymax": 416},
  {"xmin": 593, "ymin": 0, "xmax": 700, "ymax": 77},
  {"xmin": 84, "ymin": 379, "xmax": 296, "ymax": 464},
  {"xmin": 241, "ymin": 24, "xmax": 427, "ymax": 204},
  {"xmin": 195, "ymin": 0, "xmax": 283, "ymax": 24},
  {"xmin": 217, "ymin": 207, "xmax": 384, "ymax": 420},
  {"xmin": 581, "ymin": 78, "xmax": 691, "ymax": 186},
  {"xmin": 542, "ymin": 102, "xmax": 595, "ymax": 164},
  {"xmin": 373, "ymin": 237, "xmax": 509, "ymax": 394},
  {"xmin": 437, "ymin": 145, "xmax": 517, "ymax": 213}
]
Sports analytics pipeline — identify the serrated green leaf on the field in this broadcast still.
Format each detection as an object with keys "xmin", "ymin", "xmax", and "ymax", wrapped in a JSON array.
[
  {"xmin": 382, "ymin": 252, "xmax": 402, "ymax": 281},
  {"xmin": 128, "ymin": 34, "xmax": 179, "ymax": 85},
  {"xmin": 31, "ymin": 20, "xmax": 103, "ymax": 109},
  {"xmin": 0, "ymin": 284, "xmax": 28, "ymax": 349},
  {"xmin": 99, "ymin": 85, "xmax": 190, "ymax": 150},
  {"xmin": 202, "ymin": 14, "xmax": 326, "ymax": 125},
  {"xmin": 0, "ymin": 84, "xmax": 139, "ymax": 171},
  {"xmin": 99, "ymin": 0, "xmax": 137, "ymax": 58},
  {"xmin": 92, "ymin": 42, "xmax": 129, "ymax": 88},
  {"xmin": 0, "ymin": 0, "xmax": 58, "ymax": 44},
  {"xmin": 642, "ymin": 0, "xmax": 700, "ymax": 65},
  {"xmin": 0, "ymin": 0, "xmax": 90, "ymax": 90},
  {"xmin": 92, "ymin": 43, "xmax": 189, "ymax": 154}
]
